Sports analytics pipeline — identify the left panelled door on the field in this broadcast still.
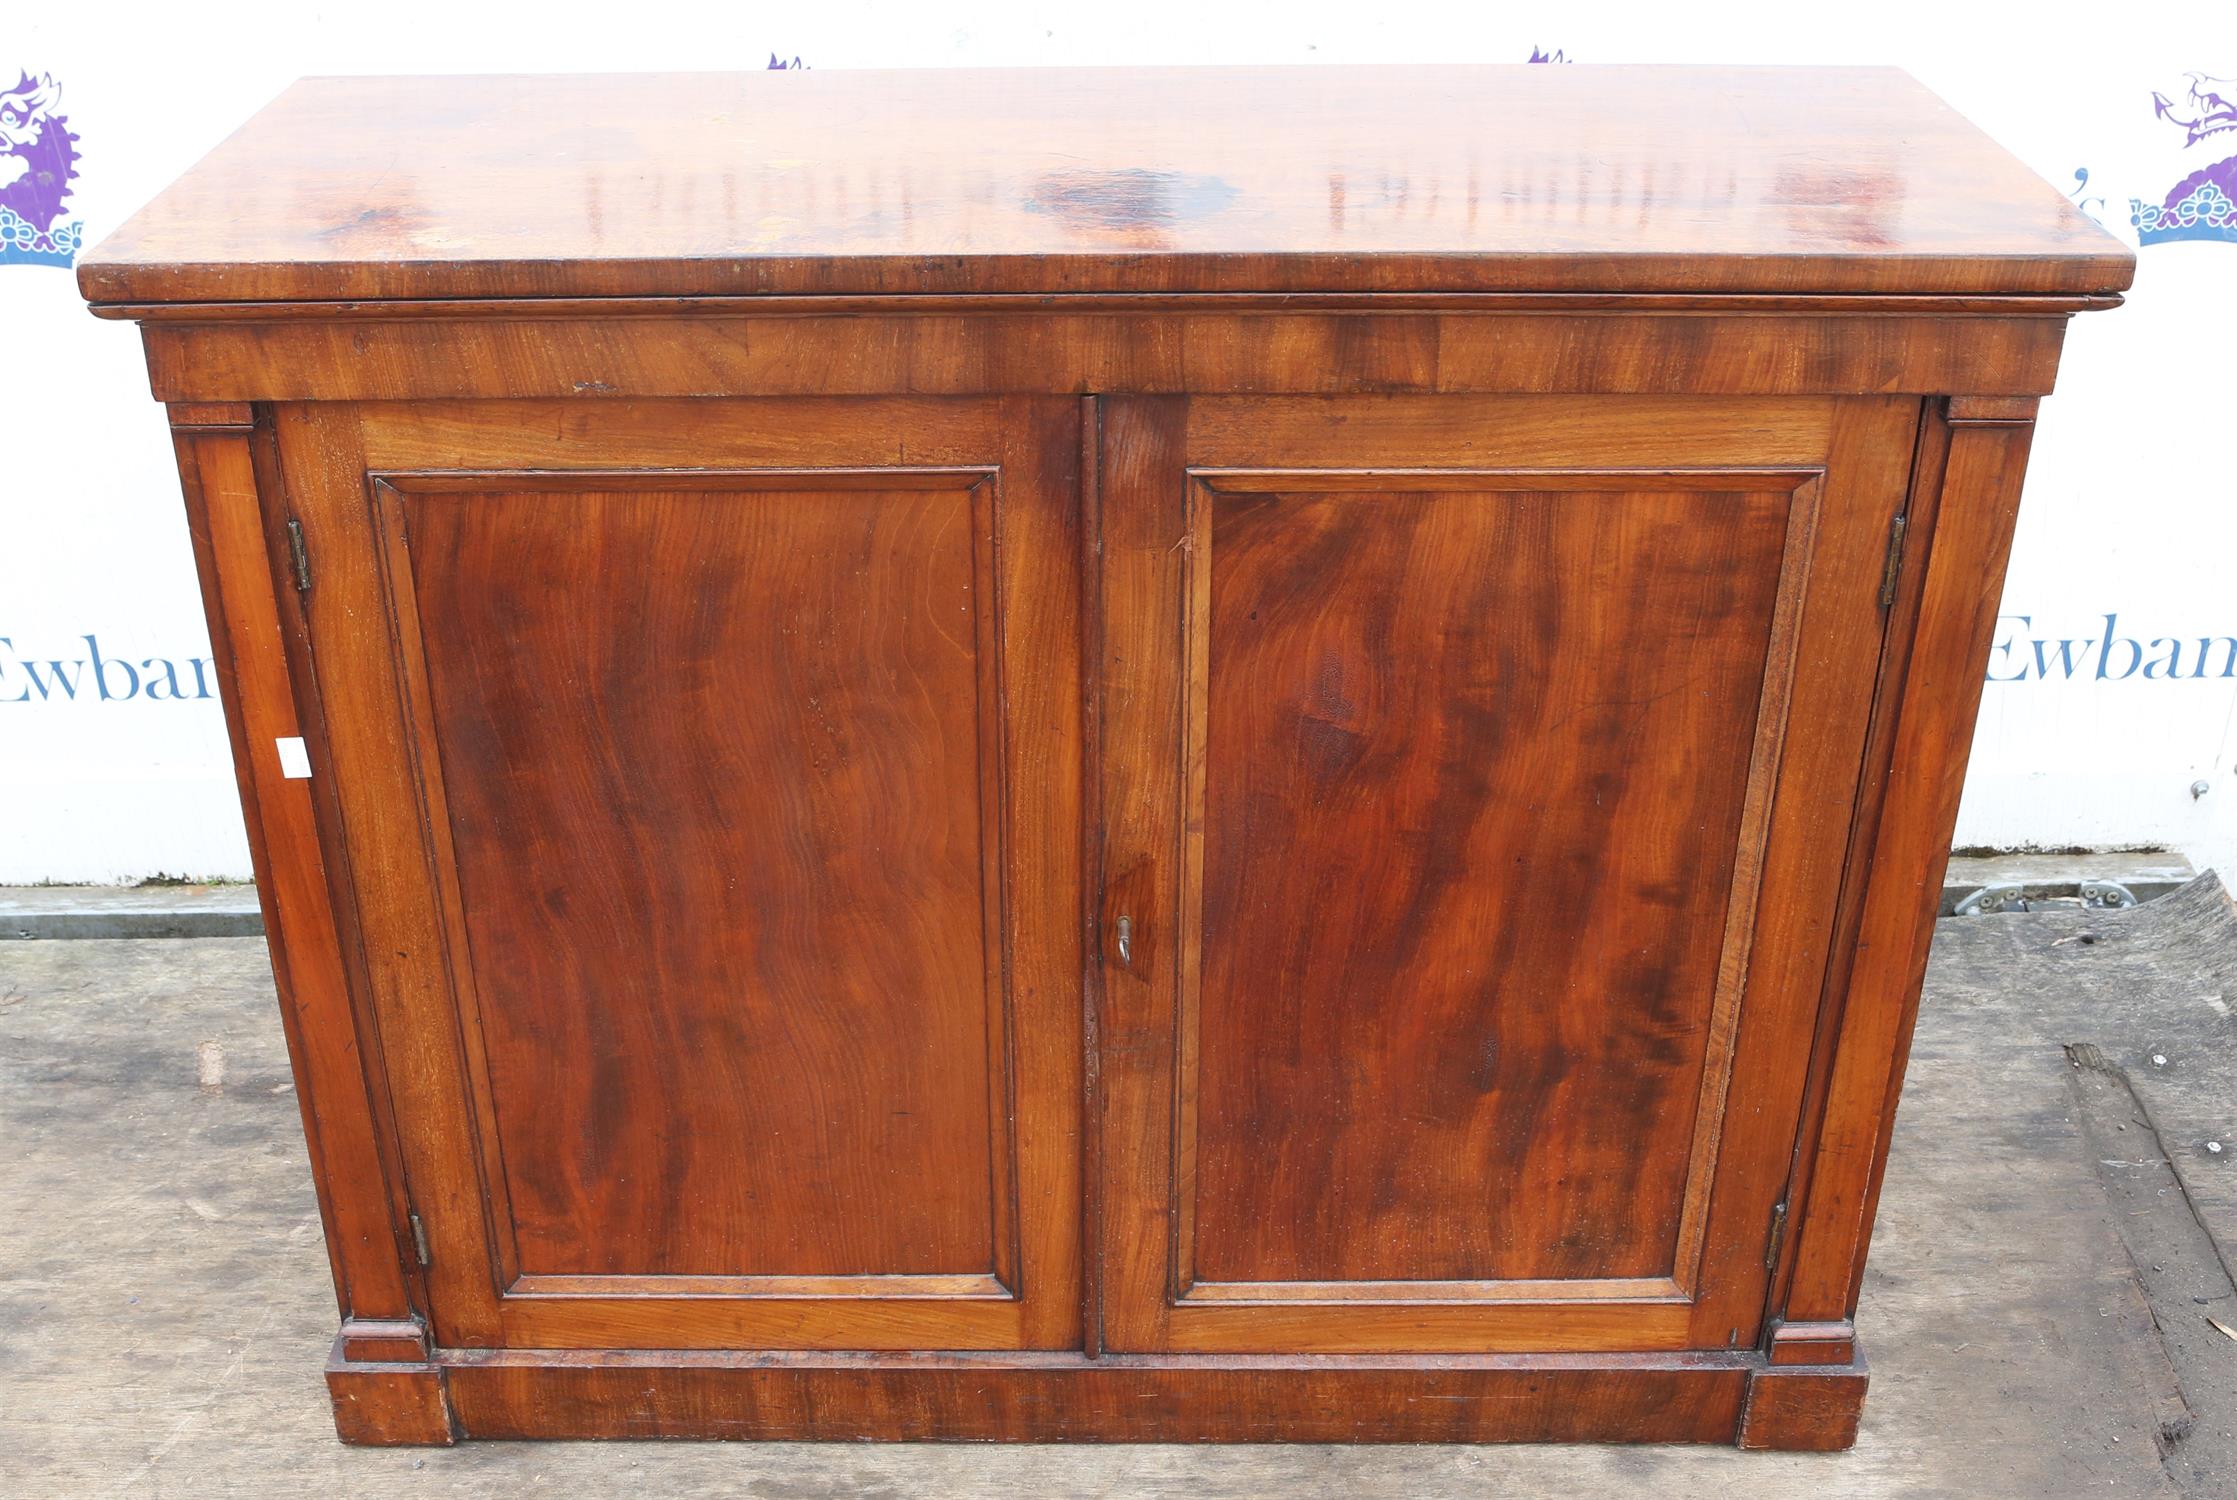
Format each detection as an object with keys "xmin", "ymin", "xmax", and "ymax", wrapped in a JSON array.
[{"xmin": 271, "ymin": 396, "xmax": 1084, "ymax": 1352}]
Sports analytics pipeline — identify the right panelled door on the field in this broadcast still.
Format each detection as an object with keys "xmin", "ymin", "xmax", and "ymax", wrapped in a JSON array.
[{"xmin": 1095, "ymin": 394, "xmax": 1922, "ymax": 1353}]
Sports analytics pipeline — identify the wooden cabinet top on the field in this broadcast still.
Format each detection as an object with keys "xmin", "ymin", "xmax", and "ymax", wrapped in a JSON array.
[{"xmin": 80, "ymin": 65, "xmax": 2131, "ymax": 309}]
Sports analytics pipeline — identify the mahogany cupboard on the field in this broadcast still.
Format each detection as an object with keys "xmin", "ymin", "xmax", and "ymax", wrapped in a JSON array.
[{"xmin": 81, "ymin": 65, "xmax": 2130, "ymax": 1449}]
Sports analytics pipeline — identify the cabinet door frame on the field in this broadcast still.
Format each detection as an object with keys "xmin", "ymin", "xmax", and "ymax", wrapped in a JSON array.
[
  {"xmin": 1091, "ymin": 393, "xmax": 1922, "ymax": 1354},
  {"xmin": 273, "ymin": 395, "xmax": 1084, "ymax": 1352}
]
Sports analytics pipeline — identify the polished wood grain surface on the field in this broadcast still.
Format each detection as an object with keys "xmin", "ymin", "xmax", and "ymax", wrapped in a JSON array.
[
  {"xmin": 78, "ymin": 66, "xmax": 2130, "ymax": 306},
  {"xmin": 93, "ymin": 64, "xmax": 2127, "ymax": 1448},
  {"xmin": 1094, "ymin": 394, "xmax": 1915, "ymax": 1357},
  {"xmin": 1777, "ymin": 397, "xmax": 2043, "ymax": 1335},
  {"xmin": 439, "ymin": 1348, "xmax": 1755, "ymax": 1443},
  {"xmin": 278, "ymin": 397, "xmax": 1083, "ymax": 1353},
  {"xmin": 1186, "ymin": 473, "xmax": 1792, "ymax": 1288},
  {"xmin": 1736, "ymin": 1350, "xmax": 1870, "ymax": 1451},
  {"xmin": 388, "ymin": 473, "xmax": 1006, "ymax": 1284},
  {"xmin": 167, "ymin": 410, "xmax": 420, "ymax": 1335},
  {"xmin": 126, "ymin": 308, "xmax": 2078, "ymax": 404}
]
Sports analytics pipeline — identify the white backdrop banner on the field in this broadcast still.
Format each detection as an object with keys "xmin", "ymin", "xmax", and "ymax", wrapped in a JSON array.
[{"xmin": 2, "ymin": 3, "xmax": 2231, "ymax": 883}]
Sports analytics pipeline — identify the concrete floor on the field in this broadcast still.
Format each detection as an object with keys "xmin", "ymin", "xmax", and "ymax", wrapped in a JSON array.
[{"xmin": 4, "ymin": 882, "xmax": 2233, "ymax": 1498}]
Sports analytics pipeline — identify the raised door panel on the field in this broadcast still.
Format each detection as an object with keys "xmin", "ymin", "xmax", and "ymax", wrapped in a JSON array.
[
  {"xmin": 389, "ymin": 471, "xmax": 1011, "ymax": 1291},
  {"xmin": 1187, "ymin": 469, "xmax": 1793, "ymax": 1293},
  {"xmin": 1096, "ymin": 395, "xmax": 1920, "ymax": 1353},
  {"xmin": 277, "ymin": 398, "xmax": 1082, "ymax": 1351}
]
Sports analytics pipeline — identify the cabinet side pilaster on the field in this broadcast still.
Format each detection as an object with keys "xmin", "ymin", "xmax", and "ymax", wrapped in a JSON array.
[
  {"xmin": 167, "ymin": 403, "xmax": 449, "ymax": 1441},
  {"xmin": 1775, "ymin": 394, "xmax": 2042, "ymax": 1339}
]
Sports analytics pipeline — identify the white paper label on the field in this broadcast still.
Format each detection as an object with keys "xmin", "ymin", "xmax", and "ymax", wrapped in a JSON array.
[{"xmin": 275, "ymin": 736, "xmax": 313, "ymax": 779}]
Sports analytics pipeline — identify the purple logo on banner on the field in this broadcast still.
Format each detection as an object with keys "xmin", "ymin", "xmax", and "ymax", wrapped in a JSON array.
[
  {"xmin": 1, "ymin": 71, "xmax": 81, "ymax": 268},
  {"xmin": 2131, "ymin": 72, "xmax": 2236, "ymax": 247}
]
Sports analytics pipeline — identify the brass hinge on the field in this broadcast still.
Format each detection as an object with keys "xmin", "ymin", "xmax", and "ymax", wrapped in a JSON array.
[
  {"xmin": 408, "ymin": 1211, "xmax": 432, "ymax": 1268},
  {"xmin": 1764, "ymin": 1199, "xmax": 1790, "ymax": 1270},
  {"xmin": 285, "ymin": 518, "xmax": 312, "ymax": 594},
  {"xmin": 1876, "ymin": 513, "xmax": 1909, "ymax": 611}
]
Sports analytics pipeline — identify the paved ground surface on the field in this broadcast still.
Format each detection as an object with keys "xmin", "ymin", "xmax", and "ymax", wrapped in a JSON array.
[
  {"xmin": 0, "ymin": 883, "xmax": 260, "ymax": 940},
  {"xmin": 3, "ymin": 880, "xmax": 2232, "ymax": 1498}
]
